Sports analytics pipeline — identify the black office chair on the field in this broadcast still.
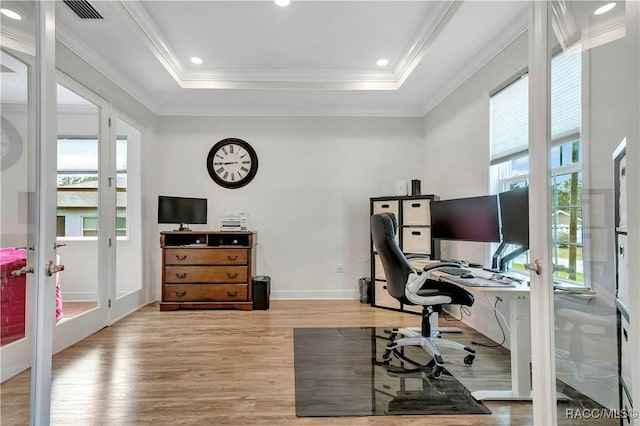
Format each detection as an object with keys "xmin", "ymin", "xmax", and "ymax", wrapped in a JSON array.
[{"xmin": 370, "ymin": 213, "xmax": 476, "ymax": 378}]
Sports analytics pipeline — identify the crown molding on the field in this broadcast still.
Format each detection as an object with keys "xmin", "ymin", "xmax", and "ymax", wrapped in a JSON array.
[
  {"xmin": 55, "ymin": 22, "xmax": 160, "ymax": 114},
  {"xmin": 118, "ymin": 0, "xmax": 461, "ymax": 91},
  {"xmin": 0, "ymin": 29, "xmax": 36, "ymax": 57},
  {"xmin": 156, "ymin": 104, "xmax": 425, "ymax": 118},
  {"xmin": 395, "ymin": 0, "xmax": 460, "ymax": 87},
  {"xmin": 421, "ymin": 7, "xmax": 529, "ymax": 116}
]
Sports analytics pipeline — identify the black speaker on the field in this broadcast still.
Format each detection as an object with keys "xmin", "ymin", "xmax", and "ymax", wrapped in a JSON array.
[{"xmin": 411, "ymin": 179, "xmax": 421, "ymax": 195}]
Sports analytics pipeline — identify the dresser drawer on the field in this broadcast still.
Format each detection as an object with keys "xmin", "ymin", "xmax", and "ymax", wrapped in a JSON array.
[
  {"xmin": 164, "ymin": 284, "xmax": 248, "ymax": 302},
  {"xmin": 164, "ymin": 248, "xmax": 247, "ymax": 265},
  {"xmin": 165, "ymin": 266, "xmax": 247, "ymax": 283},
  {"xmin": 403, "ymin": 199, "xmax": 431, "ymax": 225},
  {"xmin": 402, "ymin": 227, "xmax": 431, "ymax": 254}
]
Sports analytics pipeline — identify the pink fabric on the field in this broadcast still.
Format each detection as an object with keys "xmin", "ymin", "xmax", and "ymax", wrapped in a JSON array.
[
  {"xmin": 1, "ymin": 248, "xmax": 27, "ymax": 345},
  {"xmin": 55, "ymin": 254, "xmax": 63, "ymax": 321},
  {"xmin": 0, "ymin": 248, "xmax": 63, "ymax": 322}
]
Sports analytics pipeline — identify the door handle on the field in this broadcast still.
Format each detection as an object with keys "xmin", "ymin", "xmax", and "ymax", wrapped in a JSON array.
[
  {"xmin": 524, "ymin": 259, "xmax": 542, "ymax": 275},
  {"xmin": 552, "ymin": 264, "xmax": 573, "ymax": 273},
  {"xmin": 46, "ymin": 260, "xmax": 65, "ymax": 277},
  {"xmin": 11, "ymin": 266, "xmax": 34, "ymax": 277}
]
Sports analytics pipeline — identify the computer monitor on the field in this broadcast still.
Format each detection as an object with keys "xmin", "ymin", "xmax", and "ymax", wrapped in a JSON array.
[
  {"xmin": 158, "ymin": 196, "xmax": 207, "ymax": 231},
  {"xmin": 430, "ymin": 195, "xmax": 501, "ymax": 243},
  {"xmin": 499, "ymin": 186, "xmax": 529, "ymax": 247},
  {"xmin": 490, "ymin": 186, "xmax": 530, "ymax": 271}
]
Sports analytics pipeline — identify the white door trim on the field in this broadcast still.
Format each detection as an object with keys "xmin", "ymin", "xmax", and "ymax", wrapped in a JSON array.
[{"xmin": 528, "ymin": 2, "xmax": 558, "ymax": 425}]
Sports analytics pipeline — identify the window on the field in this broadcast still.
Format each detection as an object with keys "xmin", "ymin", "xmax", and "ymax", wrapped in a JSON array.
[
  {"xmin": 56, "ymin": 137, "xmax": 128, "ymax": 238},
  {"xmin": 56, "ymin": 216, "xmax": 66, "ymax": 237},
  {"xmin": 490, "ymin": 45, "xmax": 583, "ymax": 285},
  {"xmin": 82, "ymin": 216, "xmax": 98, "ymax": 237}
]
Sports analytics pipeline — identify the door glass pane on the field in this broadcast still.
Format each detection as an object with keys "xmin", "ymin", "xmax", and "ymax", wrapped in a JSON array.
[
  {"xmin": 115, "ymin": 118, "xmax": 142, "ymax": 300},
  {"xmin": 549, "ymin": 1, "xmax": 632, "ymax": 422},
  {"xmin": 56, "ymin": 84, "xmax": 100, "ymax": 319},
  {"xmin": 1, "ymin": 50, "xmax": 30, "ymax": 347}
]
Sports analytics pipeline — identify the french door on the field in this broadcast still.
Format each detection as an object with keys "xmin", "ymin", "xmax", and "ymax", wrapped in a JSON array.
[
  {"xmin": 529, "ymin": 1, "xmax": 639, "ymax": 424},
  {"xmin": 1, "ymin": 1, "xmax": 58, "ymax": 423}
]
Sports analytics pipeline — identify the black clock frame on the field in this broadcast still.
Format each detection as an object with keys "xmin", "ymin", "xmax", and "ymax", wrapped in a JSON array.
[{"xmin": 206, "ymin": 138, "xmax": 259, "ymax": 189}]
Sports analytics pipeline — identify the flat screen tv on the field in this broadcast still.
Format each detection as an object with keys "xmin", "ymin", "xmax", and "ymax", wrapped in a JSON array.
[
  {"xmin": 158, "ymin": 196, "xmax": 207, "ymax": 231},
  {"xmin": 499, "ymin": 186, "xmax": 529, "ymax": 247},
  {"xmin": 430, "ymin": 195, "xmax": 501, "ymax": 242}
]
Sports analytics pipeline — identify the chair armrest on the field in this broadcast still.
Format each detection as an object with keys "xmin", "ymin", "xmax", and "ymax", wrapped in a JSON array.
[
  {"xmin": 422, "ymin": 262, "xmax": 463, "ymax": 272},
  {"xmin": 406, "ymin": 254, "xmax": 431, "ymax": 260}
]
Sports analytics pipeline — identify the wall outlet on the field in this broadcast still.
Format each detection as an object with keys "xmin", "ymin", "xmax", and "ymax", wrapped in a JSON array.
[{"xmin": 336, "ymin": 264, "xmax": 344, "ymax": 273}]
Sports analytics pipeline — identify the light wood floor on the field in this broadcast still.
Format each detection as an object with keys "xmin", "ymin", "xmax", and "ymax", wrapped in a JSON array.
[{"xmin": 0, "ymin": 300, "xmax": 613, "ymax": 425}]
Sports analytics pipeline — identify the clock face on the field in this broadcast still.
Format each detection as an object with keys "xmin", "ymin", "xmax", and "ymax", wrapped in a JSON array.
[{"xmin": 206, "ymin": 138, "xmax": 258, "ymax": 189}]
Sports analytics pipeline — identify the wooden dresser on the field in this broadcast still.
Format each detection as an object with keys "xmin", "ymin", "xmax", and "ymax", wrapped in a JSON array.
[{"xmin": 160, "ymin": 231, "xmax": 256, "ymax": 311}]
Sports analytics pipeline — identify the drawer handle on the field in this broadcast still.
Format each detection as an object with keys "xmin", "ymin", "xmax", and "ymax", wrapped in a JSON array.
[
  {"xmin": 227, "ymin": 291, "xmax": 238, "ymax": 297},
  {"xmin": 176, "ymin": 254, "xmax": 187, "ymax": 260},
  {"xmin": 411, "ymin": 231, "xmax": 421, "ymax": 236},
  {"xmin": 227, "ymin": 255, "xmax": 239, "ymax": 260},
  {"xmin": 227, "ymin": 272, "xmax": 239, "ymax": 278},
  {"xmin": 620, "ymin": 245, "xmax": 625, "ymax": 256},
  {"xmin": 383, "ymin": 285, "xmax": 388, "ymax": 290},
  {"xmin": 381, "ymin": 204, "xmax": 390, "ymax": 208},
  {"xmin": 175, "ymin": 290, "xmax": 186, "ymax": 297},
  {"xmin": 176, "ymin": 273, "xmax": 187, "ymax": 279},
  {"xmin": 411, "ymin": 203, "xmax": 421, "ymax": 208},
  {"xmin": 623, "ymin": 328, "xmax": 628, "ymax": 341}
]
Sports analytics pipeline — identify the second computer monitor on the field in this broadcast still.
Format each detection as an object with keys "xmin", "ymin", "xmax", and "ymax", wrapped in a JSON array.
[
  {"xmin": 498, "ymin": 186, "xmax": 529, "ymax": 248},
  {"xmin": 431, "ymin": 195, "xmax": 501, "ymax": 243}
]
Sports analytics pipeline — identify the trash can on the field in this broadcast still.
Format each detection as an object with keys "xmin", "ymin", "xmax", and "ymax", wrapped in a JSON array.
[
  {"xmin": 253, "ymin": 276, "xmax": 271, "ymax": 310},
  {"xmin": 358, "ymin": 277, "xmax": 371, "ymax": 304}
]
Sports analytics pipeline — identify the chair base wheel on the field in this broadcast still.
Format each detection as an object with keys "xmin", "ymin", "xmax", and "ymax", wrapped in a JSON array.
[
  {"xmin": 432, "ymin": 365, "xmax": 444, "ymax": 379},
  {"xmin": 464, "ymin": 354, "xmax": 475, "ymax": 365}
]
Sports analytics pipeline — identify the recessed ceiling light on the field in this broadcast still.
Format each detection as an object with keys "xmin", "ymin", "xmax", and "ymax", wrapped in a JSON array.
[
  {"xmin": 0, "ymin": 8, "xmax": 22, "ymax": 20},
  {"xmin": 594, "ymin": 2, "xmax": 616, "ymax": 15},
  {"xmin": 376, "ymin": 58, "xmax": 389, "ymax": 67},
  {"xmin": 190, "ymin": 57, "xmax": 203, "ymax": 65},
  {"xmin": 275, "ymin": 0, "xmax": 291, "ymax": 7}
]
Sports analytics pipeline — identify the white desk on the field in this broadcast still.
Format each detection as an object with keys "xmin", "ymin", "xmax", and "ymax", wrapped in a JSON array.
[{"xmin": 428, "ymin": 266, "xmax": 533, "ymax": 401}]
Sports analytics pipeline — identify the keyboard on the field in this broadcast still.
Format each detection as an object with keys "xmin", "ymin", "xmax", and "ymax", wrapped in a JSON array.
[{"xmin": 436, "ymin": 267, "xmax": 471, "ymax": 276}]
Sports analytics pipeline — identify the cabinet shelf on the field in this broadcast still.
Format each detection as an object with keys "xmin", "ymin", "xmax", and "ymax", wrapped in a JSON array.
[{"xmin": 370, "ymin": 194, "xmax": 440, "ymax": 315}]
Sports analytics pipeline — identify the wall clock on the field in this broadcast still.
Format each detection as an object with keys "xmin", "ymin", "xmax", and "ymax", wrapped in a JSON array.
[
  {"xmin": 1, "ymin": 116, "xmax": 24, "ymax": 171},
  {"xmin": 206, "ymin": 138, "xmax": 258, "ymax": 189}
]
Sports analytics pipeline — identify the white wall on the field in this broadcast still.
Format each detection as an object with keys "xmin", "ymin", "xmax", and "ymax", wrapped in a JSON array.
[
  {"xmin": 422, "ymin": 33, "xmax": 529, "ymax": 349},
  {"xmin": 156, "ymin": 116, "xmax": 425, "ymax": 299}
]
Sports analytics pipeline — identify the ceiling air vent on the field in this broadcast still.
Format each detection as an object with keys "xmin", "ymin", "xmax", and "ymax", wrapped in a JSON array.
[{"xmin": 63, "ymin": 0, "xmax": 103, "ymax": 19}]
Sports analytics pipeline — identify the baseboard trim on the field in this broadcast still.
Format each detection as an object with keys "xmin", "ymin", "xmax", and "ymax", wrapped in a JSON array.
[{"xmin": 271, "ymin": 290, "xmax": 358, "ymax": 300}]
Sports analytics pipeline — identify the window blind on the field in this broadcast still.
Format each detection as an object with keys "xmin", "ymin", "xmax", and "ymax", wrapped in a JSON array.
[{"xmin": 490, "ymin": 45, "xmax": 581, "ymax": 164}]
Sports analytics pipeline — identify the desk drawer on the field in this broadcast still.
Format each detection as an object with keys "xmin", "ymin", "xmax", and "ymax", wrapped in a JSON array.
[
  {"xmin": 164, "ymin": 249, "xmax": 247, "ymax": 265},
  {"xmin": 403, "ymin": 199, "xmax": 431, "ymax": 225},
  {"xmin": 165, "ymin": 266, "xmax": 247, "ymax": 283},
  {"xmin": 402, "ymin": 227, "xmax": 431, "ymax": 254},
  {"xmin": 164, "ymin": 284, "xmax": 248, "ymax": 302}
]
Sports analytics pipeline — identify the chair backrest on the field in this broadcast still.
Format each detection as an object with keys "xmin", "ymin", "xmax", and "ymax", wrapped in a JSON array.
[{"xmin": 370, "ymin": 213, "xmax": 414, "ymax": 303}]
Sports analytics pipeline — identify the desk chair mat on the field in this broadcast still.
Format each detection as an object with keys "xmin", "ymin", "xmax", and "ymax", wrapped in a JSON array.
[{"xmin": 293, "ymin": 327, "xmax": 490, "ymax": 417}]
